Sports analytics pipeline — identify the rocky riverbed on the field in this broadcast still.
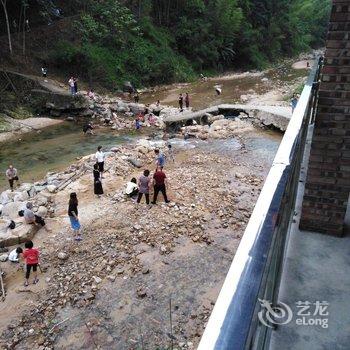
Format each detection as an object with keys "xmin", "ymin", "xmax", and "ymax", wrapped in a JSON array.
[{"xmin": 0, "ymin": 121, "xmax": 280, "ymax": 349}]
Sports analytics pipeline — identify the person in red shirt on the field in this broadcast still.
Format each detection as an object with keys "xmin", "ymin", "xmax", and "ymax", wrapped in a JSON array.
[
  {"xmin": 22, "ymin": 240, "xmax": 39, "ymax": 286},
  {"xmin": 151, "ymin": 166, "xmax": 170, "ymax": 204}
]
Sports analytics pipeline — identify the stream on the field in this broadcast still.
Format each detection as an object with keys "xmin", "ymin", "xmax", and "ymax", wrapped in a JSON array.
[{"xmin": 0, "ymin": 63, "xmax": 308, "ymax": 191}]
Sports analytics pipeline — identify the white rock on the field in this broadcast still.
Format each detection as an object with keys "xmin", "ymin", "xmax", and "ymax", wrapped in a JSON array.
[
  {"xmin": 13, "ymin": 191, "xmax": 29, "ymax": 202},
  {"xmin": 1, "ymin": 202, "xmax": 23, "ymax": 220},
  {"xmin": 37, "ymin": 206, "xmax": 48, "ymax": 217},
  {"xmin": 0, "ymin": 191, "xmax": 11, "ymax": 205},
  {"xmin": 93, "ymin": 276, "xmax": 102, "ymax": 284},
  {"xmin": 0, "ymin": 253, "xmax": 8, "ymax": 262},
  {"xmin": 47, "ymin": 185, "xmax": 56, "ymax": 193},
  {"xmin": 57, "ymin": 252, "xmax": 68, "ymax": 260},
  {"xmin": 35, "ymin": 195, "xmax": 48, "ymax": 207}
]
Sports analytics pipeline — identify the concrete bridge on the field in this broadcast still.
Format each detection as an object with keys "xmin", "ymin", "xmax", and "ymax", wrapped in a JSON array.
[
  {"xmin": 0, "ymin": 69, "xmax": 89, "ymax": 114},
  {"xmin": 164, "ymin": 104, "xmax": 292, "ymax": 131}
]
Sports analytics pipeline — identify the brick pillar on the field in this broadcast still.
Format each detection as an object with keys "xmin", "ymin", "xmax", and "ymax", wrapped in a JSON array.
[{"xmin": 300, "ymin": 0, "xmax": 350, "ymax": 236}]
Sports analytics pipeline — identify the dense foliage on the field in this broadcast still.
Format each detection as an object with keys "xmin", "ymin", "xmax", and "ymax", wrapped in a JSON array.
[{"xmin": 1, "ymin": 0, "xmax": 332, "ymax": 88}]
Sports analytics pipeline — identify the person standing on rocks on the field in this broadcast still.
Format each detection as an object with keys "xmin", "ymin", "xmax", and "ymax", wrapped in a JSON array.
[
  {"xmin": 93, "ymin": 163, "xmax": 104, "ymax": 197},
  {"xmin": 178, "ymin": 93, "xmax": 184, "ymax": 111},
  {"xmin": 154, "ymin": 149, "xmax": 165, "ymax": 169},
  {"xmin": 137, "ymin": 170, "xmax": 151, "ymax": 204},
  {"xmin": 185, "ymin": 92, "xmax": 190, "ymax": 109},
  {"xmin": 166, "ymin": 144, "xmax": 175, "ymax": 163},
  {"xmin": 291, "ymin": 94, "xmax": 298, "ymax": 113},
  {"xmin": 6, "ymin": 164, "xmax": 19, "ymax": 191},
  {"xmin": 134, "ymin": 93, "xmax": 139, "ymax": 103},
  {"xmin": 74, "ymin": 77, "xmax": 79, "ymax": 94},
  {"xmin": 41, "ymin": 65, "xmax": 47, "ymax": 78},
  {"xmin": 68, "ymin": 77, "xmax": 75, "ymax": 96},
  {"xmin": 151, "ymin": 166, "xmax": 170, "ymax": 204},
  {"xmin": 68, "ymin": 192, "xmax": 81, "ymax": 241},
  {"xmin": 22, "ymin": 240, "xmax": 39, "ymax": 286},
  {"xmin": 95, "ymin": 146, "xmax": 105, "ymax": 178},
  {"xmin": 83, "ymin": 122, "xmax": 94, "ymax": 135}
]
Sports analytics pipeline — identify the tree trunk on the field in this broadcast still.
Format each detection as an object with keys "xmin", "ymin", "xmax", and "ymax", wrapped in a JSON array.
[
  {"xmin": 22, "ymin": 2, "xmax": 26, "ymax": 56},
  {"xmin": 1, "ymin": 0, "xmax": 13, "ymax": 54}
]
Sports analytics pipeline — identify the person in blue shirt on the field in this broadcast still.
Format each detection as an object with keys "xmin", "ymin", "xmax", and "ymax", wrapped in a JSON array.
[{"xmin": 154, "ymin": 149, "xmax": 165, "ymax": 169}]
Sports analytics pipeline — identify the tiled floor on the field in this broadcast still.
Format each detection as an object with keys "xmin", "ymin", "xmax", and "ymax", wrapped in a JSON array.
[{"xmin": 269, "ymin": 126, "xmax": 350, "ymax": 350}]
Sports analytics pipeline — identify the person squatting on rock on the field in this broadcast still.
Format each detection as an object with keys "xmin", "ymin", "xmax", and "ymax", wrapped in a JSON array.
[
  {"xmin": 154, "ymin": 149, "xmax": 165, "ymax": 169},
  {"xmin": 137, "ymin": 169, "xmax": 151, "ymax": 204},
  {"xmin": 68, "ymin": 192, "xmax": 81, "ymax": 241},
  {"xmin": 125, "ymin": 177, "xmax": 139, "ymax": 198},
  {"xmin": 21, "ymin": 240, "xmax": 39, "ymax": 287},
  {"xmin": 93, "ymin": 163, "xmax": 104, "ymax": 197},
  {"xmin": 9, "ymin": 247, "xmax": 23, "ymax": 263},
  {"xmin": 24, "ymin": 202, "xmax": 48, "ymax": 230},
  {"xmin": 95, "ymin": 146, "xmax": 105, "ymax": 178},
  {"xmin": 152, "ymin": 166, "xmax": 170, "ymax": 204},
  {"xmin": 6, "ymin": 164, "xmax": 19, "ymax": 191}
]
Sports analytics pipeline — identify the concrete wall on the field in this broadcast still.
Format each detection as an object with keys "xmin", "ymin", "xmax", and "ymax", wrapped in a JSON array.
[{"xmin": 300, "ymin": 0, "xmax": 350, "ymax": 236}]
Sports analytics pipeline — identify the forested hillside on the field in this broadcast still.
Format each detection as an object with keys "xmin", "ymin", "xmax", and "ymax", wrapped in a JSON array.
[{"xmin": 0, "ymin": 0, "xmax": 331, "ymax": 88}]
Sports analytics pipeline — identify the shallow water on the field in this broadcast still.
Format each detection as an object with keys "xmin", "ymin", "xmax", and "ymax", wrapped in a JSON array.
[
  {"xmin": 0, "ymin": 122, "xmax": 134, "ymax": 190},
  {"xmin": 141, "ymin": 65, "xmax": 308, "ymax": 109}
]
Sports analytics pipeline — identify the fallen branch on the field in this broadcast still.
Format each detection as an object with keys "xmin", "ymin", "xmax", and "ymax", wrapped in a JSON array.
[
  {"xmin": 0, "ymin": 270, "xmax": 6, "ymax": 301},
  {"xmin": 16, "ymin": 289, "xmax": 34, "ymax": 293},
  {"xmin": 48, "ymin": 317, "xmax": 70, "ymax": 334}
]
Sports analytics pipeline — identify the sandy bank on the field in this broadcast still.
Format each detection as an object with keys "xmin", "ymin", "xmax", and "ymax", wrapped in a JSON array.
[
  {"xmin": 0, "ymin": 117, "xmax": 63, "ymax": 143},
  {"xmin": 292, "ymin": 59, "xmax": 315, "ymax": 69}
]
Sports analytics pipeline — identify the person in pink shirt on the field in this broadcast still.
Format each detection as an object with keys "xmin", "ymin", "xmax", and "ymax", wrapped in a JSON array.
[{"xmin": 22, "ymin": 240, "xmax": 39, "ymax": 286}]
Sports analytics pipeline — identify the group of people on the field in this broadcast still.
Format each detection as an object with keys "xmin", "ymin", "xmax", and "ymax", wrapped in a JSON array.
[
  {"xmin": 135, "ymin": 109, "xmax": 157, "ymax": 130},
  {"xmin": 68, "ymin": 77, "xmax": 79, "ymax": 96},
  {"xmin": 178, "ymin": 93, "xmax": 190, "ymax": 111},
  {"xmin": 2, "ymin": 143, "xmax": 174, "ymax": 286},
  {"xmin": 3, "ymin": 165, "xmax": 49, "ymax": 286},
  {"xmin": 8, "ymin": 241, "xmax": 39, "ymax": 287},
  {"xmin": 125, "ymin": 147, "xmax": 173, "ymax": 204},
  {"xmin": 91, "ymin": 145, "xmax": 173, "ymax": 205}
]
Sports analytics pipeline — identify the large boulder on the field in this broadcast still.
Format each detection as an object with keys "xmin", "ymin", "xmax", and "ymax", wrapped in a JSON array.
[
  {"xmin": 13, "ymin": 191, "xmax": 29, "ymax": 202},
  {"xmin": 122, "ymin": 81, "xmax": 136, "ymax": 94},
  {"xmin": 127, "ymin": 158, "xmax": 143, "ymax": 168},
  {"xmin": 35, "ymin": 195, "xmax": 48, "ymax": 207},
  {"xmin": 0, "ymin": 191, "xmax": 11, "ymax": 205},
  {"xmin": 1, "ymin": 202, "xmax": 24, "ymax": 220},
  {"xmin": 0, "ymin": 221, "xmax": 38, "ymax": 247},
  {"xmin": 37, "ymin": 206, "xmax": 48, "ymax": 217},
  {"xmin": 128, "ymin": 103, "xmax": 144, "ymax": 114}
]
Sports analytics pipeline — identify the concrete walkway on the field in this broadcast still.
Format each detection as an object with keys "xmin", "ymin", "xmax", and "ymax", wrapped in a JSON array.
[
  {"xmin": 164, "ymin": 104, "xmax": 291, "ymax": 122},
  {"xmin": 1, "ymin": 69, "xmax": 69, "ymax": 95},
  {"xmin": 269, "ymin": 125, "xmax": 350, "ymax": 350}
]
